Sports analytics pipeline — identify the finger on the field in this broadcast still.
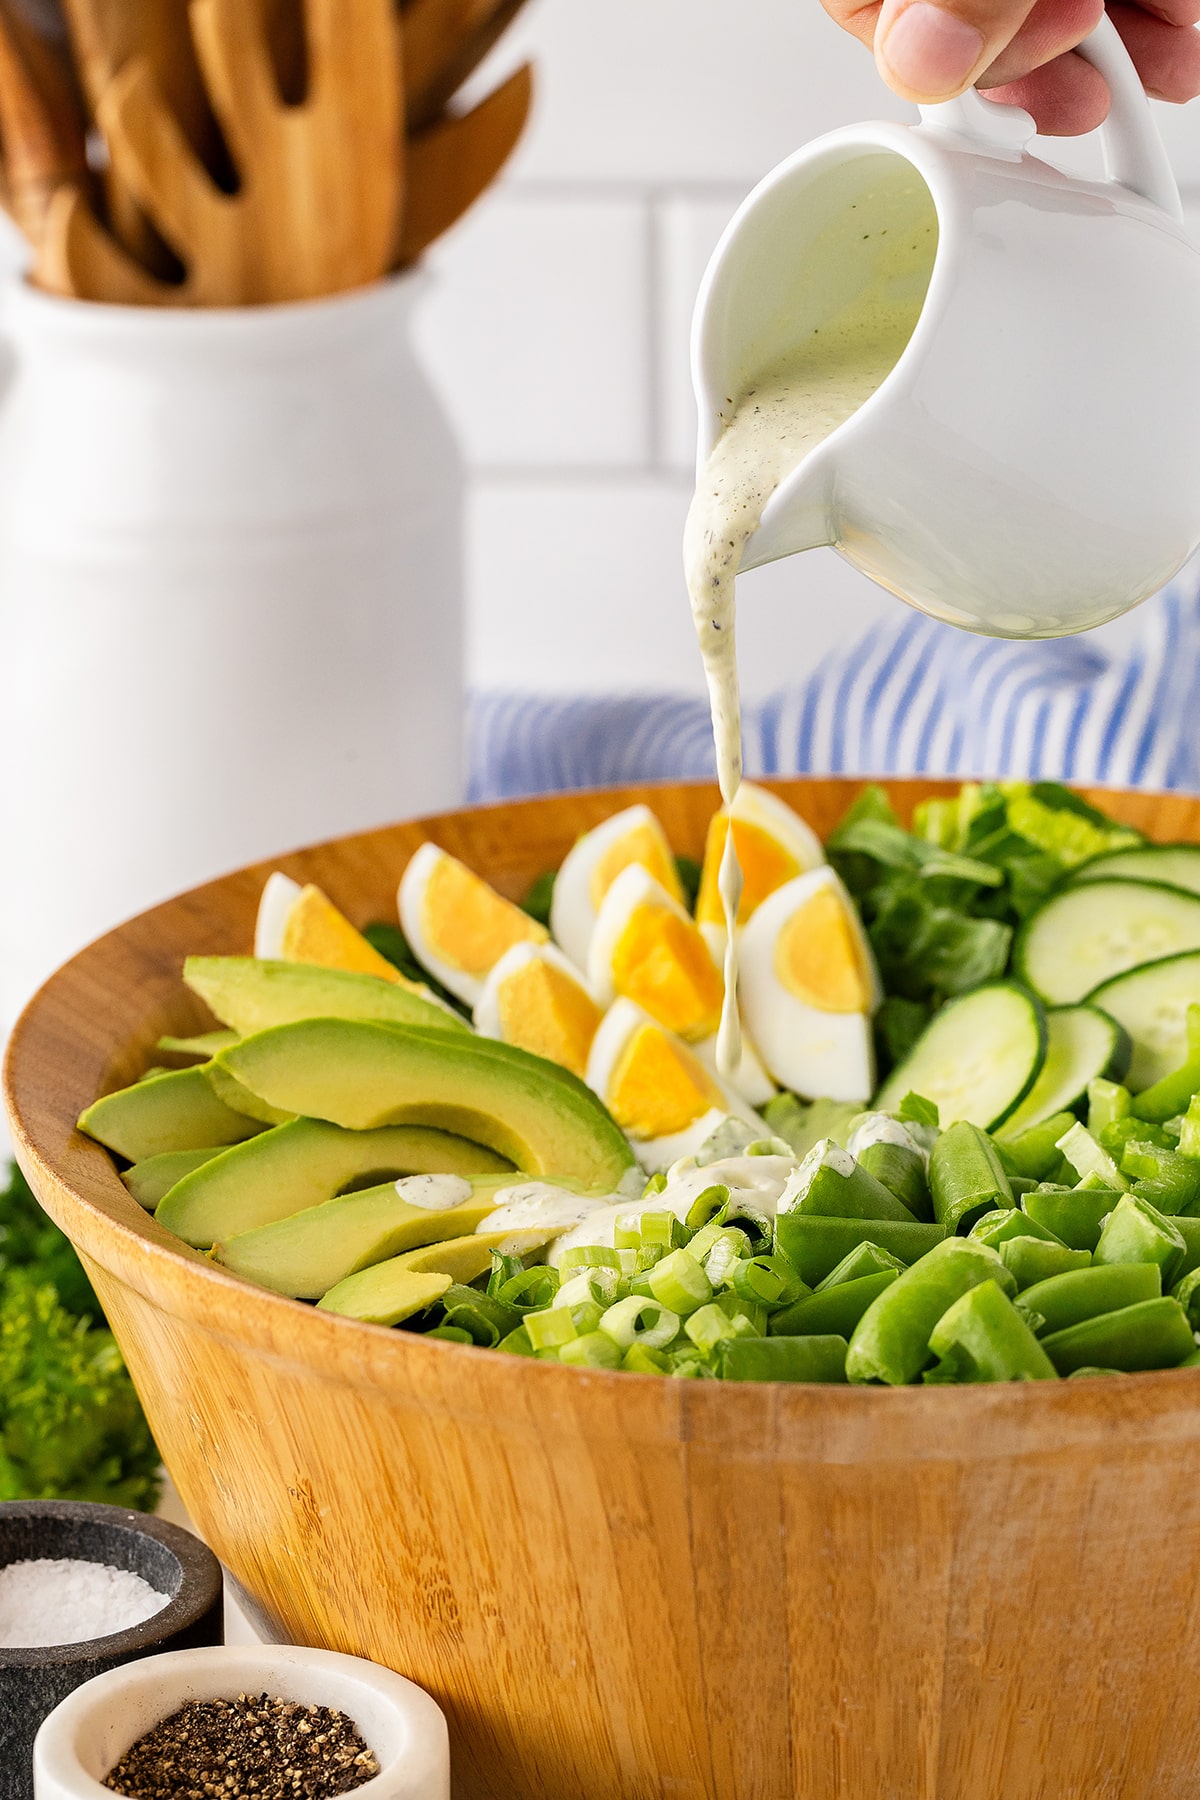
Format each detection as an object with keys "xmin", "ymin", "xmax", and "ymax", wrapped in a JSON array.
[
  {"xmin": 872, "ymin": 0, "xmax": 1040, "ymax": 102},
  {"xmin": 977, "ymin": 0, "xmax": 1101, "ymax": 85},
  {"xmin": 985, "ymin": 47, "xmax": 1111, "ymax": 127},
  {"xmin": 1108, "ymin": 0, "xmax": 1200, "ymax": 95}
]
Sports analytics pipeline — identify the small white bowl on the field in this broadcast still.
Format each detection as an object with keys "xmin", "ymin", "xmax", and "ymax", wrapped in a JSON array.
[{"xmin": 32, "ymin": 1644, "xmax": 449, "ymax": 1800}]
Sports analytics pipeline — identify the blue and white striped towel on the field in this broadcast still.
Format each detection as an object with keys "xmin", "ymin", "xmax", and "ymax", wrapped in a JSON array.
[{"xmin": 468, "ymin": 572, "xmax": 1200, "ymax": 802}]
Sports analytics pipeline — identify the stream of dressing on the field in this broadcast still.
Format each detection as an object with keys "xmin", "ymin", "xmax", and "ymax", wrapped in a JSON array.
[{"xmin": 683, "ymin": 305, "xmax": 920, "ymax": 1078}]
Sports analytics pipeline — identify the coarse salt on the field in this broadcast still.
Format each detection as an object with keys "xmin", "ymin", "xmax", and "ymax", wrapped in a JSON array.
[{"xmin": 0, "ymin": 1556, "xmax": 169, "ymax": 1649}]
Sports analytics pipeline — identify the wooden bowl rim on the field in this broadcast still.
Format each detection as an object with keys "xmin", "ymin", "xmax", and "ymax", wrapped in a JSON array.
[{"xmin": 6, "ymin": 775, "xmax": 1200, "ymax": 1462}]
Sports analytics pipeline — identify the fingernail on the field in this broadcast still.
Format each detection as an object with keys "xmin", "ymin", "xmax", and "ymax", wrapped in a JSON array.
[{"xmin": 877, "ymin": 2, "xmax": 985, "ymax": 97}]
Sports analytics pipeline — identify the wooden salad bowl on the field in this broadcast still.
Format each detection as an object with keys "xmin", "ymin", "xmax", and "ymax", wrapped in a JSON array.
[{"xmin": 7, "ymin": 776, "xmax": 1200, "ymax": 1800}]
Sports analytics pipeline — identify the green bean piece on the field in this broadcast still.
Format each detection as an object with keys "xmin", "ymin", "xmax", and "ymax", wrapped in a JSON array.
[
  {"xmin": 1041, "ymin": 1297, "xmax": 1196, "ymax": 1375},
  {"xmin": 1171, "ymin": 1265, "xmax": 1200, "ymax": 1329},
  {"xmin": 716, "ymin": 1334, "xmax": 848, "ymax": 1383},
  {"xmin": 782, "ymin": 1139, "xmax": 918, "ymax": 1223},
  {"xmin": 774, "ymin": 1215, "xmax": 947, "ymax": 1287},
  {"xmin": 995, "ymin": 1111, "xmax": 1078, "ymax": 1182},
  {"xmin": 857, "ymin": 1141, "xmax": 932, "ymax": 1222},
  {"xmin": 1119, "ymin": 1143, "xmax": 1200, "ymax": 1212},
  {"xmin": 1088, "ymin": 1078, "xmax": 1132, "ymax": 1136},
  {"xmin": 846, "ymin": 1239, "xmax": 1015, "ymax": 1386},
  {"xmin": 1129, "ymin": 1006, "xmax": 1200, "ymax": 1121},
  {"xmin": 1007, "ymin": 1175, "xmax": 1038, "ymax": 1198},
  {"xmin": 1099, "ymin": 1116, "xmax": 1172, "ymax": 1159},
  {"xmin": 1176, "ymin": 1093, "xmax": 1200, "ymax": 1159},
  {"xmin": 1022, "ymin": 1186, "xmax": 1120, "ymax": 1252},
  {"xmin": 1179, "ymin": 1346, "xmax": 1200, "ymax": 1367},
  {"xmin": 1132, "ymin": 1176, "xmax": 1200, "ymax": 1220},
  {"xmin": 971, "ymin": 1208, "xmax": 1064, "ymax": 1249},
  {"xmin": 1173, "ymin": 1215, "xmax": 1200, "ymax": 1280},
  {"xmin": 929, "ymin": 1122, "xmax": 1014, "ymax": 1234},
  {"xmin": 924, "ymin": 1280, "xmax": 1058, "ymax": 1383},
  {"xmin": 1056, "ymin": 1122, "xmax": 1129, "ymax": 1191},
  {"xmin": 769, "ymin": 1270, "xmax": 899, "ymax": 1339},
  {"xmin": 1093, "ymin": 1195, "xmax": 1187, "ymax": 1285},
  {"xmin": 814, "ymin": 1241, "xmax": 906, "ymax": 1290},
  {"xmin": 1018, "ymin": 1262, "xmax": 1161, "ymax": 1335},
  {"xmin": 999, "ymin": 1236, "xmax": 1092, "ymax": 1290}
]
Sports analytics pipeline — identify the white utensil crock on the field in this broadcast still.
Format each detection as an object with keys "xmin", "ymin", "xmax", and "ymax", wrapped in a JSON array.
[
  {"xmin": 0, "ymin": 273, "xmax": 463, "ymax": 1031},
  {"xmin": 33, "ymin": 1644, "xmax": 450, "ymax": 1800},
  {"xmin": 692, "ymin": 15, "xmax": 1200, "ymax": 641}
]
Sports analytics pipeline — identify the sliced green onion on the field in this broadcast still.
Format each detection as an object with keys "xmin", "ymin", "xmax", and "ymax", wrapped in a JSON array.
[
  {"xmin": 441, "ymin": 1284, "xmax": 521, "ymax": 1348},
  {"xmin": 556, "ymin": 1268, "xmax": 621, "ymax": 1311},
  {"xmin": 704, "ymin": 1228, "xmax": 751, "ymax": 1287},
  {"xmin": 559, "ymin": 1245, "xmax": 622, "ymax": 1274},
  {"xmin": 617, "ymin": 1247, "xmax": 639, "ymax": 1277},
  {"xmin": 525, "ymin": 1307, "xmax": 578, "ymax": 1351},
  {"xmin": 717, "ymin": 1290, "xmax": 767, "ymax": 1336},
  {"xmin": 642, "ymin": 1172, "xmax": 669, "ymax": 1198},
  {"xmin": 425, "ymin": 1325, "xmax": 474, "ymax": 1344},
  {"xmin": 727, "ymin": 1256, "xmax": 790, "ymax": 1306},
  {"xmin": 648, "ymin": 1248, "xmax": 712, "ymax": 1315},
  {"xmin": 640, "ymin": 1210, "xmax": 689, "ymax": 1249},
  {"xmin": 497, "ymin": 1266, "xmax": 560, "ymax": 1312},
  {"xmin": 496, "ymin": 1324, "xmax": 535, "ymax": 1356},
  {"xmin": 685, "ymin": 1184, "xmax": 731, "ymax": 1233},
  {"xmin": 730, "ymin": 1206, "xmax": 772, "ymax": 1255},
  {"xmin": 625, "ymin": 1272, "xmax": 656, "ymax": 1300},
  {"xmin": 487, "ymin": 1251, "xmax": 525, "ymax": 1296},
  {"xmin": 634, "ymin": 1244, "xmax": 664, "ymax": 1272},
  {"xmin": 559, "ymin": 1331, "xmax": 624, "ymax": 1370},
  {"xmin": 570, "ymin": 1299, "xmax": 604, "ymax": 1336},
  {"xmin": 614, "ymin": 1211, "xmax": 643, "ymax": 1250},
  {"xmin": 599, "ymin": 1295, "xmax": 681, "ymax": 1351},
  {"xmin": 622, "ymin": 1342, "xmax": 670, "ymax": 1375},
  {"xmin": 747, "ymin": 1136, "xmax": 794, "ymax": 1157},
  {"xmin": 684, "ymin": 1302, "xmax": 748, "ymax": 1354}
]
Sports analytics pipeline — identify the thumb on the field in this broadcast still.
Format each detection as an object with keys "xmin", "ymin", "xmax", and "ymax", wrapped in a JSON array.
[{"xmin": 874, "ymin": 0, "xmax": 1034, "ymax": 101}]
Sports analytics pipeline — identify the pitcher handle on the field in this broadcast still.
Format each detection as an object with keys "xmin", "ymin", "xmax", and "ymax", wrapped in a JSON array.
[{"xmin": 920, "ymin": 11, "xmax": 1182, "ymax": 221}]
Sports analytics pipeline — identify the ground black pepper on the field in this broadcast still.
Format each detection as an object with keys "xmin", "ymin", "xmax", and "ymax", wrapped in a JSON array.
[{"xmin": 103, "ymin": 1694, "xmax": 381, "ymax": 1800}]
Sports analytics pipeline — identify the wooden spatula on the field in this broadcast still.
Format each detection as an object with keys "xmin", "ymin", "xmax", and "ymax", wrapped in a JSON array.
[
  {"xmin": 0, "ymin": 0, "xmax": 88, "ymax": 244},
  {"xmin": 396, "ymin": 58, "xmax": 530, "ymax": 266},
  {"xmin": 36, "ymin": 180, "xmax": 173, "ymax": 299},
  {"xmin": 86, "ymin": 0, "xmax": 402, "ymax": 305},
  {"xmin": 402, "ymin": 0, "xmax": 529, "ymax": 133}
]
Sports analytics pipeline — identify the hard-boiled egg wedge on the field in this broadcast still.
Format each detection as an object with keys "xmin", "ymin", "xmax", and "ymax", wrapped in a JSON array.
[
  {"xmin": 739, "ymin": 866, "xmax": 881, "ymax": 1102},
  {"xmin": 587, "ymin": 998, "xmax": 761, "ymax": 1171},
  {"xmin": 695, "ymin": 782, "xmax": 825, "ymax": 959},
  {"xmin": 473, "ymin": 942, "xmax": 602, "ymax": 1078},
  {"xmin": 254, "ymin": 874, "xmax": 420, "ymax": 987},
  {"xmin": 551, "ymin": 804, "xmax": 683, "ymax": 970},
  {"xmin": 588, "ymin": 863, "xmax": 724, "ymax": 1043},
  {"xmin": 398, "ymin": 842, "xmax": 548, "ymax": 1007},
  {"xmin": 694, "ymin": 1029, "xmax": 777, "ymax": 1108}
]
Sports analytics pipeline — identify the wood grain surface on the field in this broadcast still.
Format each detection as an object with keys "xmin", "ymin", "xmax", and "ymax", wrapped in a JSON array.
[{"xmin": 7, "ymin": 777, "xmax": 1200, "ymax": 1800}]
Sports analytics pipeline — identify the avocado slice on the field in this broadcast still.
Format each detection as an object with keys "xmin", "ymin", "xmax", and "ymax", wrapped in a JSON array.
[
  {"xmin": 157, "ymin": 1030, "xmax": 239, "ymax": 1060},
  {"xmin": 184, "ymin": 957, "xmax": 467, "ymax": 1036},
  {"xmin": 78, "ymin": 1066, "xmax": 264, "ymax": 1162},
  {"xmin": 316, "ymin": 1228, "xmax": 557, "ymax": 1324},
  {"xmin": 203, "ymin": 1059, "xmax": 297, "ymax": 1127},
  {"xmin": 157, "ymin": 1116, "xmax": 512, "ymax": 1248},
  {"xmin": 123, "ymin": 1146, "xmax": 227, "ymax": 1209},
  {"xmin": 213, "ymin": 1176, "xmax": 522, "ymax": 1297},
  {"xmin": 215, "ymin": 1021, "xmax": 635, "ymax": 1190}
]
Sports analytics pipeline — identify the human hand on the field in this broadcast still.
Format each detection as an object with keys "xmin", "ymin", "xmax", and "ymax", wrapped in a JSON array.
[{"xmin": 821, "ymin": 0, "xmax": 1200, "ymax": 132}]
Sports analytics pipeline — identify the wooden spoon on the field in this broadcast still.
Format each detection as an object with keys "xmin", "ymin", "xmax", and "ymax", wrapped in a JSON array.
[
  {"xmin": 0, "ymin": 0, "xmax": 88, "ymax": 244},
  {"xmin": 395, "ymin": 59, "xmax": 531, "ymax": 266},
  {"xmin": 402, "ymin": 0, "xmax": 529, "ymax": 134},
  {"xmin": 86, "ymin": 0, "xmax": 403, "ymax": 306},
  {"xmin": 36, "ymin": 179, "xmax": 174, "ymax": 300}
]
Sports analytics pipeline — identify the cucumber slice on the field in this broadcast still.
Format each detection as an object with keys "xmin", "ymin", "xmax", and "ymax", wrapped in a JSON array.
[
  {"xmin": 1069, "ymin": 845, "xmax": 1200, "ymax": 895},
  {"xmin": 1087, "ymin": 950, "xmax": 1200, "ymax": 1092},
  {"xmin": 875, "ymin": 982, "xmax": 1046, "ymax": 1130},
  {"xmin": 1014, "ymin": 879, "xmax": 1200, "ymax": 1005},
  {"xmin": 997, "ymin": 1004, "xmax": 1131, "ymax": 1138}
]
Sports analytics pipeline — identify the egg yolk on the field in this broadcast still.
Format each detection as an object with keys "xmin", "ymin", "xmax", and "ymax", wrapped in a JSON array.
[
  {"xmin": 696, "ymin": 815, "xmax": 802, "ymax": 929},
  {"xmin": 281, "ymin": 885, "xmax": 412, "ymax": 985},
  {"xmin": 588, "ymin": 820, "xmax": 683, "ymax": 911},
  {"xmin": 421, "ymin": 854, "xmax": 547, "ymax": 974},
  {"xmin": 774, "ymin": 888, "xmax": 873, "ymax": 1013},
  {"xmin": 611, "ymin": 904, "xmax": 724, "ymax": 1040},
  {"xmin": 608, "ymin": 1023, "xmax": 726, "ymax": 1140},
  {"xmin": 496, "ymin": 959, "xmax": 601, "ymax": 1078}
]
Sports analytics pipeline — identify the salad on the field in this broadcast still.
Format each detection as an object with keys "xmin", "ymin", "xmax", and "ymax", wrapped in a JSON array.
[{"xmin": 76, "ymin": 779, "xmax": 1200, "ymax": 1384}]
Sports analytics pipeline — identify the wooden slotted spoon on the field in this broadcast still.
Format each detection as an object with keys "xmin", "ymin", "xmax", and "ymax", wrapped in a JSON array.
[{"xmin": 0, "ymin": 0, "xmax": 88, "ymax": 244}]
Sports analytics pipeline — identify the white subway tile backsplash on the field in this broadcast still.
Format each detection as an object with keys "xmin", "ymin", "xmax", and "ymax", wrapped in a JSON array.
[
  {"xmin": 483, "ymin": 0, "xmax": 912, "ymax": 187},
  {"xmin": 415, "ymin": 195, "xmax": 651, "ymax": 469},
  {"xmin": 467, "ymin": 475, "xmax": 897, "ymax": 695}
]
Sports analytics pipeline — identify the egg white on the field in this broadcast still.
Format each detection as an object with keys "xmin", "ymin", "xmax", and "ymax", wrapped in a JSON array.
[
  {"xmin": 473, "ymin": 941, "xmax": 600, "ymax": 1043},
  {"xmin": 698, "ymin": 783, "xmax": 827, "ymax": 963},
  {"xmin": 550, "ymin": 804, "xmax": 679, "ymax": 972},
  {"xmin": 254, "ymin": 871, "xmax": 303, "ymax": 958},
  {"xmin": 587, "ymin": 862, "xmax": 717, "ymax": 1027},
  {"xmin": 738, "ymin": 866, "xmax": 880, "ymax": 1103}
]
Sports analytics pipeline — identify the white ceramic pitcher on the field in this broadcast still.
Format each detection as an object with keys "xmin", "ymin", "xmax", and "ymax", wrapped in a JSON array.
[
  {"xmin": 692, "ymin": 15, "xmax": 1200, "ymax": 640},
  {"xmin": 0, "ymin": 273, "xmax": 463, "ymax": 1031}
]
